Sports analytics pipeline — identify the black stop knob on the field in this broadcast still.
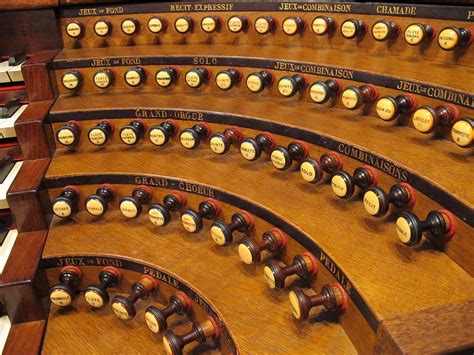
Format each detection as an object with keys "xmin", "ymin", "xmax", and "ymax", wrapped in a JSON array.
[
  {"xmin": 149, "ymin": 119, "xmax": 179, "ymax": 146},
  {"xmin": 277, "ymin": 74, "xmax": 307, "ymax": 97},
  {"xmin": 84, "ymin": 184, "xmax": 116, "ymax": 217},
  {"xmin": 148, "ymin": 190, "xmax": 187, "ymax": 226},
  {"xmin": 239, "ymin": 132, "xmax": 276, "ymax": 161},
  {"xmin": 119, "ymin": 119, "xmax": 146, "ymax": 145},
  {"xmin": 396, "ymin": 210, "xmax": 457, "ymax": 247},
  {"xmin": 309, "ymin": 79, "xmax": 342, "ymax": 104},
  {"xmin": 341, "ymin": 84, "xmax": 379, "ymax": 110},
  {"xmin": 119, "ymin": 185, "xmax": 152, "ymax": 218},
  {"xmin": 49, "ymin": 266, "xmax": 82, "ymax": 307},
  {"xmin": 270, "ymin": 141, "xmax": 309, "ymax": 171},
  {"xmin": 52, "ymin": 186, "xmax": 80, "ymax": 218},
  {"xmin": 363, "ymin": 183, "xmax": 416, "ymax": 218},
  {"xmin": 210, "ymin": 210, "xmax": 254, "ymax": 246},
  {"xmin": 179, "ymin": 123, "xmax": 211, "ymax": 149},
  {"xmin": 84, "ymin": 267, "xmax": 122, "ymax": 308},
  {"xmin": 331, "ymin": 166, "xmax": 378, "ymax": 199},
  {"xmin": 181, "ymin": 198, "xmax": 221, "ymax": 233},
  {"xmin": 57, "ymin": 120, "xmax": 81, "ymax": 148},
  {"xmin": 209, "ymin": 126, "xmax": 243, "ymax": 155},
  {"xmin": 88, "ymin": 120, "xmax": 114, "ymax": 146},
  {"xmin": 111, "ymin": 275, "xmax": 158, "ymax": 320},
  {"xmin": 376, "ymin": 94, "xmax": 417, "ymax": 121}
]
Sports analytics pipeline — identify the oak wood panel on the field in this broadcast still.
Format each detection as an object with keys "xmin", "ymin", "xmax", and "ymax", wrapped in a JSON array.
[
  {"xmin": 375, "ymin": 300, "xmax": 474, "ymax": 354},
  {"xmin": 0, "ymin": 0, "xmax": 57, "ymax": 10},
  {"xmin": 3, "ymin": 320, "xmax": 45, "ymax": 355},
  {"xmin": 49, "ymin": 93, "xmax": 474, "ymax": 209},
  {"xmin": 15, "ymin": 101, "xmax": 53, "ymax": 160},
  {"xmin": 23, "ymin": 51, "xmax": 59, "ymax": 102},
  {"xmin": 0, "ymin": 10, "xmax": 60, "ymax": 55},
  {"xmin": 43, "ymin": 162, "xmax": 474, "ymax": 325},
  {"xmin": 58, "ymin": 8, "xmax": 474, "ymax": 68},
  {"xmin": 53, "ymin": 43, "xmax": 474, "ymax": 93},
  {"xmin": 7, "ymin": 159, "xmax": 50, "ymax": 232},
  {"xmin": 42, "ymin": 221, "xmax": 359, "ymax": 353}
]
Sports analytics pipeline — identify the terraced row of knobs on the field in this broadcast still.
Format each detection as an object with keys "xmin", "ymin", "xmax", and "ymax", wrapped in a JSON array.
[
  {"xmin": 48, "ymin": 262, "xmax": 346, "ymax": 354},
  {"xmin": 61, "ymin": 69, "xmax": 472, "ymax": 146},
  {"xmin": 51, "ymin": 182, "xmax": 457, "ymax": 248},
  {"xmin": 65, "ymin": 15, "xmax": 472, "ymax": 51},
  {"xmin": 57, "ymin": 120, "xmax": 473, "ymax": 160}
]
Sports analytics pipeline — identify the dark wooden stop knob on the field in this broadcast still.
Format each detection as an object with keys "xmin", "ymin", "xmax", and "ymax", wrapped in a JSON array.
[
  {"xmin": 412, "ymin": 105, "xmax": 459, "ymax": 134},
  {"xmin": 289, "ymin": 284, "xmax": 348, "ymax": 320},
  {"xmin": 210, "ymin": 210, "xmax": 254, "ymax": 246},
  {"xmin": 145, "ymin": 291, "xmax": 193, "ymax": 333},
  {"xmin": 163, "ymin": 317, "xmax": 220, "ymax": 355},
  {"xmin": 52, "ymin": 185, "xmax": 80, "ymax": 219},
  {"xmin": 84, "ymin": 267, "xmax": 122, "ymax": 308},
  {"xmin": 300, "ymin": 151, "xmax": 344, "ymax": 184},
  {"xmin": 88, "ymin": 120, "xmax": 114, "ymax": 146},
  {"xmin": 148, "ymin": 190, "xmax": 187, "ymax": 226},
  {"xmin": 264, "ymin": 252, "xmax": 318, "ymax": 290},
  {"xmin": 84, "ymin": 184, "xmax": 116, "ymax": 217},
  {"xmin": 209, "ymin": 126, "xmax": 243, "ymax": 155},
  {"xmin": 376, "ymin": 94, "xmax": 417, "ymax": 121},
  {"xmin": 331, "ymin": 166, "xmax": 379, "ymax": 199},
  {"xmin": 396, "ymin": 210, "xmax": 457, "ymax": 247},
  {"xmin": 238, "ymin": 228, "xmax": 288, "ymax": 265},
  {"xmin": 149, "ymin": 119, "xmax": 179, "ymax": 146},
  {"xmin": 363, "ymin": 183, "xmax": 416, "ymax": 218},
  {"xmin": 49, "ymin": 266, "xmax": 82, "ymax": 307},
  {"xmin": 119, "ymin": 119, "xmax": 146, "ymax": 145},
  {"xmin": 57, "ymin": 120, "xmax": 81, "ymax": 148},
  {"xmin": 270, "ymin": 141, "xmax": 309, "ymax": 171},
  {"xmin": 240, "ymin": 132, "xmax": 276, "ymax": 161},
  {"xmin": 181, "ymin": 198, "xmax": 221, "ymax": 233},
  {"xmin": 179, "ymin": 122, "xmax": 211, "ymax": 149},
  {"xmin": 119, "ymin": 185, "xmax": 152, "ymax": 218},
  {"xmin": 309, "ymin": 79, "xmax": 342, "ymax": 104},
  {"xmin": 111, "ymin": 275, "xmax": 158, "ymax": 320},
  {"xmin": 341, "ymin": 84, "xmax": 378, "ymax": 110}
]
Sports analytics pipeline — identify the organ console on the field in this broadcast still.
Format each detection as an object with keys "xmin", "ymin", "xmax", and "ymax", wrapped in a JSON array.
[{"xmin": 0, "ymin": 0, "xmax": 473, "ymax": 353}]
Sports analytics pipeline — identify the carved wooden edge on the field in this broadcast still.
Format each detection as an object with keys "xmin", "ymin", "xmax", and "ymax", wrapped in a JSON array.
[
  {"xmin": 15, "ymin": 101, "xmax": 54, "ymax": 160},
  {"xmin": 374, "ymin": 299, "xmax": 474, "ymax": 354},
  {"xmin": 23, "ymin": 50, "xmax": 60, "ymax": 102},
  {"xmin": 7, "ymin": 159, "xmax": 51, "ymax": 232},
  {"xmin": 0, "ymin": 0, "xmax": 57, "ymax": 11},
  {"xmin": 3, "ymin": 320, "xmax": 45, "ymax": 355}
]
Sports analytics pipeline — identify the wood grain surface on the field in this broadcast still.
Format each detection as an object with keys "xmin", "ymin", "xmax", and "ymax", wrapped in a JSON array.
[{"xmin": 3, "ymin": 320, "xmax": 45, "ymax": 355}]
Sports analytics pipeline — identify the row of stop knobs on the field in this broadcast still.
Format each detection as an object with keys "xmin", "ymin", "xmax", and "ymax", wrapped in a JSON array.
[
  {"xmin": 57, "ymin": 102, "xmax": 473, "ymax": 150},
  {"xmin": 52, "ymin": 150, "xmax": 457, "ymax": 248},
  {"xmin": 49, "ymin": 262, "xmax": 346, "ymax": 354}
]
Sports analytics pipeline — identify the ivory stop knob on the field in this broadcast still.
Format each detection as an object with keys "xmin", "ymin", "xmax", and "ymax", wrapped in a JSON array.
[
  {"xmin": 84, "ymin": 184, "xmax": 116, "ymax": 217},
  {"xmin": 52, "ymin": 186, "xmax": 80, "ymax": 218},
  {"xmin": 396, "ymin": 210, "xmax": 457, "ymax": 247},
  {"xmin": 49, "ymin": 266, "xmax": 82, "ymax": 307},
  {"xmin": 61, "ymin": 71, "xmax": 82, "ymax": 90},
  {"xmin": 145, "ymin": 291, "xmax": 192, "ymax": 333},
  {"xmin": 376, "ymin": 94, "xmax": 417, "ymax": 121},
  {"xmin": 263, "ymin": 253, "xmax": 318, "ymax": 290},
  {"xmin": 149, "ymin": 119, "xmax": 179, "ymax": 146},
  {"xmin": 451, "ymin": 117, "xmax": 474, "ymax": 148},
  {"xmin": 363, "ymin": 183, "xmax": 416, "ymax": 218},
  {"xmin": 181, "ymin": 198, "xmax": 221, "ymax": 233},
  {"xmin": 179, "ymin": 123, "xmax": 211, "ymax": 149},
  {"xmin": 119, "ymin": 185, "xmax": 152, "ymax": 218},
  {"xmin": 254, "ymin": 16, "xmax": 275, "ymax": 35},
  {"xmin": 238, "ymin": 228, "xmax": 288, "ymax": 265},
  {"xmin": 239, "ymin": 132, "xmax": 276, "ymax": 161},
  {"xmin": 111, "ymin": 275, "xmax": 158, "ymax": 320},
  {"xmin": 210, "ymin": 210, "xmax": 254, "ymax": 245},
  {"xmin": 121, "ymin": 18, "xmax": 139, "ymax": 35},
  {"xmin": 148, "ymin": 17, "xmax": 167, "ymax": 34},
  {"xmin": 209, "ymin": 126, "xmax": 243, "ymax": 155},
  {"xmin": 119, "ymin": 120, "xmax": 146, "ymax": 145},
  {"xmin": 404, "ymin": 23, "xmax": 433, "ymax": 46},
  {"xmin": 437, "ymin": 26, "xmax": 471, "ymax": 51},
  {"xmin": 84, "ymin": 267, "xmax": 122, "ymax": 308},
  {"xmin": 175, "ymin": 16, "xmax": 193, "ymax": 34},
  {"xmin": 57, "ymin": 120, "xmax": 81, "ymax": 147},
  {"xmin": 148, "ymin": 190, "xmax": 186, "ymax": 226},
  {"xmin": 331, "ymin": 166, "xmax": 378, "ymax": 199},
  {"xmin": 88, "ymin": 120, "xmax": 114, "ymax": 146},
  {"xmin": 289, "ymin": 284, "xmax": 348, "ymax": 320}
]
